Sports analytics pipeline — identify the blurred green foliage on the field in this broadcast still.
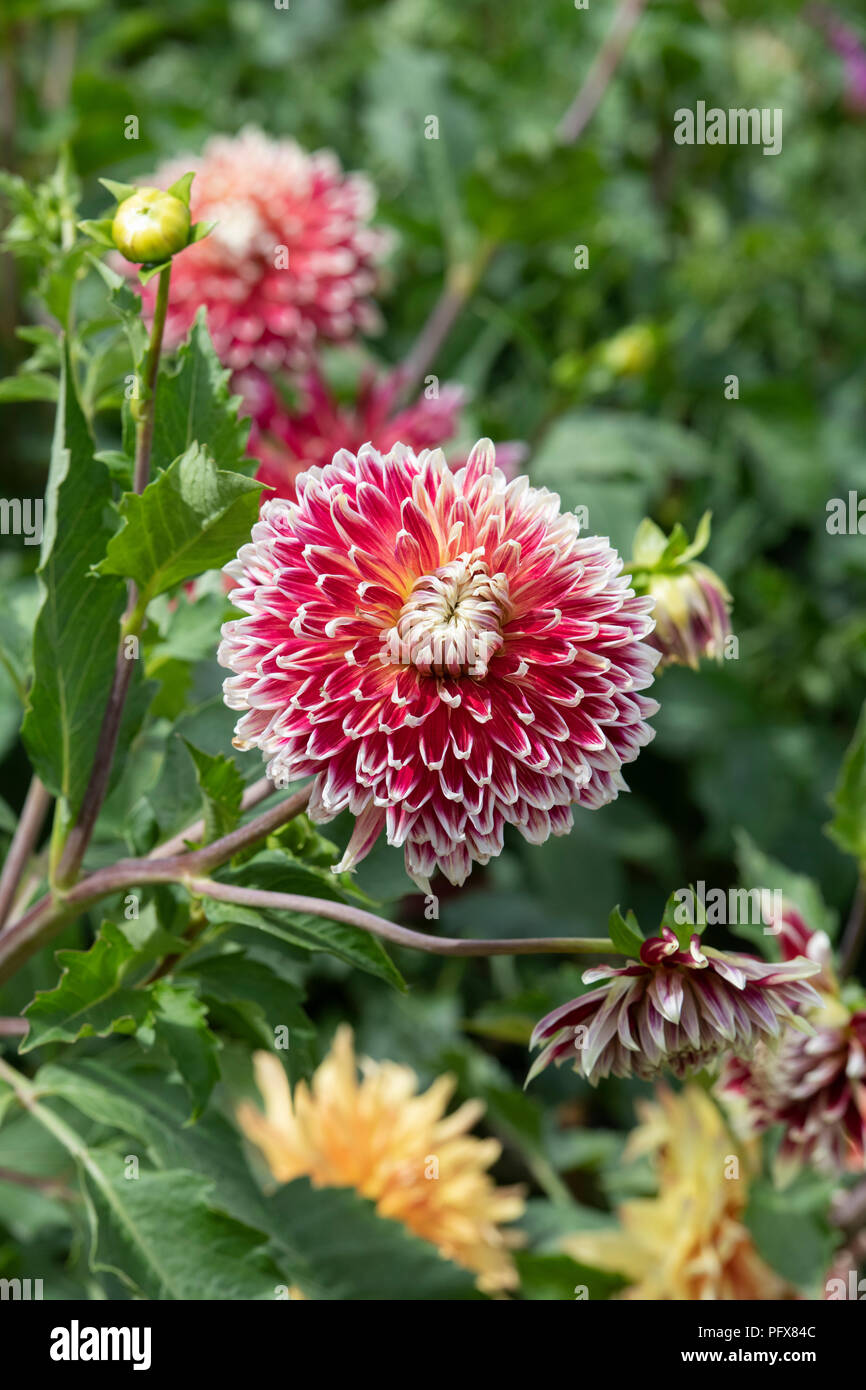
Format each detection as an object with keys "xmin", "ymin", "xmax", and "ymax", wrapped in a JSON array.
[{"xmin": 1, "ymin": 0, "xmax": 865, "ymax": 1300}]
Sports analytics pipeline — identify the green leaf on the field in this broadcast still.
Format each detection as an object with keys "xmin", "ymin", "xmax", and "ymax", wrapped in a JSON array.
[
  {"xmin": 180, "ymin": 945, "xmax": 314, "ymax": 1047},
  {"xmin": 149, "ymin": 309, "xmax": 251, "ymax": 475},
  {"xmin": 264, "ymin": 1178, "xmax": 480, "ymax": 1300},
  {"xmin": 607, "ymin": 905, "xmax": 644, "ymax": 959},
  {"xmin": 37, "ymin": 1060, "xmax": 275, "ymax": 1233},
  {"xmin": 182, "ymin": 738, "xmax": 244, "ymax": 844},
  {"xmin": 79, "ymin": 1153, "xmax": 281, "ymax": 1300},
  {"xmin": 827, "ymin": 701, "xmax": 866, "ymax": 864},
  {"xmin": 0, "ymin": 605, "xmax": 32, "ymax": 704},
  {"xmin": 150, "ymin": 982, "xmax": 220, "ymax": 1118},
  {"xmin": 96, "ymin": 441, "xmax": 262, "ymax": 608},
  {"xmin": 514, "ymin": 1251, "xmax": 624, "ymax": 1301},
  {"xmin": 34, "ymin": 1060, "xmax": 477, "ymax": 1298},
  {"xmin": 77, "ymin": 217, "xmax": 116, "ymax": 249},
  {"xmin": 206, "ymin": 851, "xmax": 406, "ymax": 990},
  {"xmin": 98, "ymin": 178, "xmax": 138, "ymax": 204},
  {"xmin": 0, "ymin": 371, "xmax": 58, "ymax": 402},
  {"xmin": 20, "ymin": 345, "xmax": 128, "ymax": 821},
  {"xmin": 744, "ymin": 1171, "xmax": 837, "ymax": 1294},
  {"xmin": 22, "ymin": 916, "xmax": 178, "ymax": 1052},
  {"xmin": 166, "ymin": 171, "xmax": 195, "ymax": 207},
  {"xmin": 89, "ymin": 255, "xmax": 146, "ymax": 361}
]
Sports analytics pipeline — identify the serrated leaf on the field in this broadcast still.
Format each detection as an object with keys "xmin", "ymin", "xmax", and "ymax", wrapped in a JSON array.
[
  {"xmin": 96, "ymin": 441, "xmax": 262, "ymax": 607},
  {"xmin": 79, "ymin": 1153, "xmax": 281, "ymax": 1300},
  {"xmin": 20, "ymin": 345, "xmax": 129, "ymax": 821},
  {"xmin": 180, "ymin": 946, "xmax": 314, "ymax": 1045},
  {"xmin": 607, "ymin": 905, "xmax": 644, "ymax": 959},
  {"xmin": 150, "ymin": 982, "xmax": 220, "ymax": 1118},
  {"xmin": 22, "ymin": 915, "xmax": 179, "ymax": 1051},
  {"xmin": 827, "ymin": 701, "xmax": 866, "ymax": 865},
  {"xmin": 34, "ymin": 1061, "xmax": 478, "ymax": 1298},
  {"xmin": 264, "ymin": 1178, "xmax": 480, "ymax": 1301},
  {"xmin": 149, "ymin": 309, "xmax": 251, "ymax": 474},
  {"xmin": 182, "ymin": 738, "xmax": 244, "ymax": 844},
  {"xmin": 206, "ymin": 851, "xmax": 406, "ymax": 990},
  {"xmin": 89, "ymin": 255, "xmax": 146, "ymax": 361}
]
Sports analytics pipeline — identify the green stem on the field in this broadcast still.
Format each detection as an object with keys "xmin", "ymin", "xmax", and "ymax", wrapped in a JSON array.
[{"xmin": 54, "ymin": 265, "xmax": 172, "ymax": 888}]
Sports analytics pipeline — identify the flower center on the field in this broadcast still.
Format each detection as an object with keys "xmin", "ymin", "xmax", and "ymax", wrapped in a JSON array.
[{"xmin": 382, "ymin": 550, "xmax": 511, "ymax": 678}]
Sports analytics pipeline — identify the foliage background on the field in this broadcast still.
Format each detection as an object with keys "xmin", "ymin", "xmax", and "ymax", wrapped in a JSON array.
[{"xmin": 0, "ymin": 0, "xmax": 864, "ymax": 1299}]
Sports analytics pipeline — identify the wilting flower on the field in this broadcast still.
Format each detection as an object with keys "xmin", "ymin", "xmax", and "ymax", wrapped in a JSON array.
[
  {"xmin": 236, "ymin": 1026, "xmax": 525, "ymax": 1292},
  {"xmin": 238, "ymin": 367, "xmax": 523, "ymax": 502},
  {"xmin": 562, "ymin": 1086, "xmax": 794, "ymax": 1300},
  {"xmin": 719, "ymin": 903, "xmax": 866, "ymax": 1179},
  {"xmin": 218, "ymin": 438, "xmax": 658, "ymax": 888},
  {"xmin": 134, "ymin": 128, "xmax": 389, "ymax": 370},
  {"xmin": 630, "ymin": 514, "xmax": 732, "ymax": 670},
  {"xmin": 529, "ymin": 925, "xmax": 822, "ymax": 1086}
]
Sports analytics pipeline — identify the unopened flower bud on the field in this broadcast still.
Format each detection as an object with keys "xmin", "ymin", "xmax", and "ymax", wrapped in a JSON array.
[
  {"xmin": 645, "ymin": 564, "xmax": 732, "ymax": 670},
  {"xmin": 598, "ymin": 324, "xmax": 656, "ymax": 377},
  {"xmin": 630, "ymin": 514, "xmax": 732, "ymax": 670},
  {"xmin": 112, "ymin": 187, "xmax": 190, "ymax": 264}
]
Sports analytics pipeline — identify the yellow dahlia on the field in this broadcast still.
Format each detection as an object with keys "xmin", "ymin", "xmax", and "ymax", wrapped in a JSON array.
[
  {"xmin": 237, "ymin": 1026, "xmax": 525, "ymax": 1293},
  {"xmin": 562, "ymin": 1086, "xmax": 793, "ymax": 1300}
]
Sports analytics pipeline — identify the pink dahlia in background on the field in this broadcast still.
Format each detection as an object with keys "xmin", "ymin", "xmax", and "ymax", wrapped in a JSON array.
[
  {"xmin": 811, "ymin": 9, "xmax": 866, "ymax": 115},
  {"xmin": 237, "ymin": 368, "xmax": 524, "ymax": 501},
  {"xmin": 529, "ymin": 925, "xmax": 822, "ymax": 1086},
  {"xmin": 218, "ymin": 438, "xmax": 659, "ymax": 889},
  {"xmin": 134, "ymin": 129, "xmax": 389, "ymax": 371},
  {"xmin": 719, "ymin": 903, "xmax": 866, "ymax": 1178}
]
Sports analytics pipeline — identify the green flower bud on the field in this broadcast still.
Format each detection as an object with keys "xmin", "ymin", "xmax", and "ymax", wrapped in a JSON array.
[{"xmin": 111, "ymin": 187, "xmax": 191, "ymax": 264}]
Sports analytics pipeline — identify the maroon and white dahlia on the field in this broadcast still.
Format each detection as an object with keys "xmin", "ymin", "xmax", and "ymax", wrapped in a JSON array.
[
  {"xmin": 529, "ymin": 926, "xmax": 822, "ymax": 1086},
  {"xmin": 719, "ymin": 904, "xmax": 866, "ymax": 1177},
  {"xmin": 135, "ymin": 129, "xmax": 389, "ymax": 371},
  {"xmin": 218, "ymin": 438, "xmax": 659, "ymax": 888},
  {"xmin": 236, "ymin": 367, "xmax": 522, "ymax": 502}
]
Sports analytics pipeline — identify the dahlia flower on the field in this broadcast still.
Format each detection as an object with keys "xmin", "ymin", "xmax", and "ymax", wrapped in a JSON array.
[
  {"xmin": 134, "ymin": 129, "xmax": 389, "ymax": 370},
  {"xmin": 630, "ymin": 514, "xmax": 732, "ymax": 670},
  {"xmin": 528, "ymin": 925, "xmax": 822, "ymax": 1086},
  {"xmin": 719, "ymin": 903, "xmax": 866, "ymax": 1178},
  {"xmin": 236, "ymin": 1027, "xmax": 525, "ymax": 1293},
  {"xmin": 237, "ymin": 367, "xmax": 523, "ymax": 501},
  {"xmin": 218, "ymin": 438, "xmax": 659, "ymax": 888},
  {"xmin": 563, "ymin": 1086, "xmax": 794, "ymax": 1300}
]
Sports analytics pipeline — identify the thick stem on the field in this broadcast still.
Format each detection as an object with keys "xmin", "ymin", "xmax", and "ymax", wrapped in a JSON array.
[
  {"xmin": 557, "ymin": 0, "xmax": 648, "ymax": 145},
  {"xmin": 0, "ymin": 776, "xmax": 51, "ymax": 929},
  {"xmin": 0, "ymin": 1017, "xmax": 28, "ymax": 1037},
  {"xmin": 132, "ymin": 265, "xmax": 171, "ymax": 493},
  {"xmin": 54, "ymin": 265, "xmax": 172, "ymax": 887},
  {"xmin": 147, "ymin": 774, "xmax": 277, "ymax": 860},
  {"xmin": 176, "ymin": 783, "xmax": 311, "ymax": 873},
  {"xmin": 185, "ymin": 877, "xmax": 619, "ymax": 959},
  {"xmin": 0, "ymin": 785, "xmax": 313, "ymax": 983}
]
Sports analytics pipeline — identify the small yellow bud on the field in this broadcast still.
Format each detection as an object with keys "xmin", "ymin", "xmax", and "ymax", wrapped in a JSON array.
[{"xmin": 111, "ymin": 187, "xmax": 190, "ymax": 263}]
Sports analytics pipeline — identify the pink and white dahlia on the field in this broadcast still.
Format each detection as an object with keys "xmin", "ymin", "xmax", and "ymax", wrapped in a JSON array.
[
  {"xmin": 136, "ymin": 129, "xmax": 389, "ymax": 371},
  {"xmin": 218, "ymin": 438, "xmax": 659, "ymax": 889},
  {"xmin": 529, "ymin": 926, "xmax": 822, "ymax": 1086},
  {"xmin": 237, "ymin": 367, "xmax": 526, "ymax": 502},
  {"xmin": 719, "ymin": 904, "xmax": 866, "ymax": 1177}
]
